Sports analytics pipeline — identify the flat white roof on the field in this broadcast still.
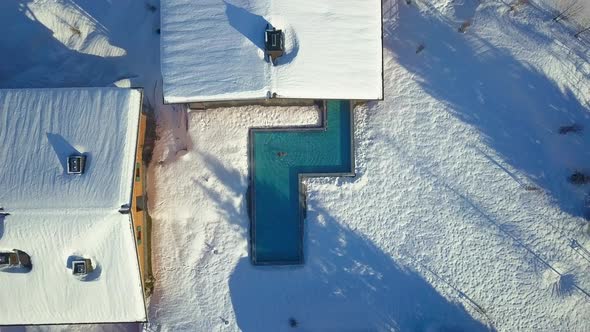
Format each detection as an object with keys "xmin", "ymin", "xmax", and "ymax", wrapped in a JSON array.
[
  {"xmin": 0, "ymin": 88, "xmax": 145, "ymax": 325},
  {"xmin": 161, "ymin": 0, "xmax": 383, "ymax": 103}
]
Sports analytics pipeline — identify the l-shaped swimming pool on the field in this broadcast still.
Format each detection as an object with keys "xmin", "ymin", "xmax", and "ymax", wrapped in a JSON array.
[{"xmin": 249, "ymin": 100, "xmax": 354, "ymax": 265}]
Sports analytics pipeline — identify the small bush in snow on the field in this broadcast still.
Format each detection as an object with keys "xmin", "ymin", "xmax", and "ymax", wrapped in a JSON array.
[
  {"xmin": 146, "ymin": 3, "xmax": 157, "ymax": 12},
  {"xmin": 509, "ymin": 0, "xmax": 529, "ymax": 12},
  {"xmin": 552, "ymin": 0, "xmax": 583, "ymax": 22},
  {"xmin": 523, "ymin": 184, "xmax": 540, "ymax": 191},
  {"xmin": 558, "ymin": 124, "xmax": 583, "ymax": 134},
  {"xmin": 551, "ymin": 273, "xmax": 577, "ymax": 297},
  {"xmin": 67, "ymin": 23, "xmax": 82, "ymax": 37},
  {"xmin": 575, "ymin": 22, "xmax": 590, "ymax": 38},
  {"xmin": 289, "ymin": 318, "xmax": 298, "ymax": 328},
  {"xmin": 550, "ymin": 0, "xmax": 590, "ymax": 38},
  {"xmin": 458, "ymin": 20, "xmax": 472, "ymax": 33},
  {"xmin": 144, "ymin": 276, "xmax": 155, "ymax": 297},
  {"xmin": 416, "ymin": 43, "xmax": 425, "ymax": 54},
  {"xmin": 569, "ymin": 171, "xmax": 590, "ymax": 185}
]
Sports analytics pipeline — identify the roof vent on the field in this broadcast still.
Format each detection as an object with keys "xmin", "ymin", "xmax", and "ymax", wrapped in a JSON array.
[
  {"xmin": 0, "ymin": 249, "xmax": 32, "ymax": 272},
  {"xmin": 0, "ymin": 252, "xmax": 12, "ymax": 266},
  {"xmin": 67, "ymin": 255, "xmax": 100, "ymax": 280},
  {"xmin": 67, "ymin": 155, "xmax": 86, "ymax": 174},
  {"xmin": 119, "ymin": 204, "xmax": 130, "ymax": 214},
  {"xmin": 72, "ymin": 259, "xmax": 94, "ymax": 276},
  {"xmin": 265, "ymin": 25, "xmax": 284, "ymax": 65}
]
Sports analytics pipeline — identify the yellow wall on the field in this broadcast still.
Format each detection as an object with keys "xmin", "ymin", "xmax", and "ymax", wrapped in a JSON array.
[{"xmin": 131, "ymin": 112, "xmax": 149, "ymax": 295}]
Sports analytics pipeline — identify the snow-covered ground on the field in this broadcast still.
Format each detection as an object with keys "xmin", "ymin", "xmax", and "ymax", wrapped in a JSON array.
[
  {"xmin": 160, "ymin": 0, "xmax": 382, "ymax": 102},
  {"xmin": 1, "ymin": 0, "xmax": 590, "ymax": 331}
]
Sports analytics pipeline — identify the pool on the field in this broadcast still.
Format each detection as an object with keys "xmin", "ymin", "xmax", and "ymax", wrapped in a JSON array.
[{"xmin": 249, "ymin": 100, "xmax": 354, "ymax": 265}]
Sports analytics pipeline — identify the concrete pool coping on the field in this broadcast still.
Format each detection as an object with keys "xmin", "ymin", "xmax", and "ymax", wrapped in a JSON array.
[{"xmin": 247, "ymin": 100, "xmax": 356, "ymax": 265}]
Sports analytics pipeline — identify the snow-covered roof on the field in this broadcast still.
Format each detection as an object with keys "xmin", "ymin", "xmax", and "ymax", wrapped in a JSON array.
[
  {"xmin": 0, "ymin": 88, "xmax": 146, "ymax": 325},
  {"xmin": 160, "ymin": 0, "xmax": 383, "ymax": 103}
]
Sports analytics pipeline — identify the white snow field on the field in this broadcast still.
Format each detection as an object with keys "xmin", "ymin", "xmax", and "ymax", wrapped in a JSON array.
[
  {"xmin": 0, "ymin": 0, "xmax": 590, "ymax": 331},
  {"xmin": 160, "ymin": 0, "xmax": 383, "ymax": 103},
  {"xmin": 0, "ymin": 88, "xmax": 146, "ymax": 325}
]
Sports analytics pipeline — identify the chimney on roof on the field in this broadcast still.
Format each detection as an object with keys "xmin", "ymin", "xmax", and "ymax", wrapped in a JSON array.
[
  {"xmin": 265, "ymin": 24, "xmax": 284, "ymax": 65},
  {"xmin": 67, "ymin": 155, "xmax": 86, "ymax": 174}
]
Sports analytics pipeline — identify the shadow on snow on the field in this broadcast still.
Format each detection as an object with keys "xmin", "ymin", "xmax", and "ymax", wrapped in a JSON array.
[
  {"xmin": 229, "ymin": 200, "xmax": 490, "ymax": 332},
  {"xmin": 224, "ymin": 1, "xmax": 268, "ymax": 51},
  {"xmin": 0, "ymin": 0, "xmax": 157, "ymax": 89},
  {"xmin": 223, "ymin": 1, "xmax": 299, "ymax": 66},
  {"xmin": 385, "ymin": 1, "xmax": 590, "ymax": 218},
  {"xmin": 46, "ymin": 133, "xmax": 82, "ymax": 174},
  {"xmin": 190, "ymin": 152, "xmax": 491, "ymax": 331}
]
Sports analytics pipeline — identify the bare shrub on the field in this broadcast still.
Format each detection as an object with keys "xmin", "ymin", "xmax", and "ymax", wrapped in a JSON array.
[
  {"xmin": 509, "ymin": 0, "xmax": 529, "ymax": 12},
  {"xmin": 458, "ymin": 20, "xmax": 472, "ymax": 33},
  {"xmin": 144, "ymin": 276, "xmax": 154, "ymax": 297},
  {"xmin": 551, "ymin": 273, "xmax": 577, "ymax": 297},
  {"xmin": 552, "ymin": 0, "xmax": 584, "ymax": 22},
  {"xmin": 289, "ymin": 318, "xmax": 298, "ymax": 328},
  {"xmin": 67, "ymin": 23, "xmax": 82, "ymax": 37},
  {"xmin": 523, "ymin": 185, "xmax": 540, "ymax": 191},
  {"xmin": 146, "ymin": 3, "xmax": 157, "ymax": 12},
  {"xmin": 569, "ymin": 171, "xmax": 590, "ymax": 185},
  {"xmin": 416, "ymin": 43, "xmax": 425, "ymax": 54},
  {"xmin": 558, "ymin": 124, "xmax": 583, "ymax": 134},
  {"xmin": 575, "ymin": 23, "xmax": 590, "ymax": 38}
]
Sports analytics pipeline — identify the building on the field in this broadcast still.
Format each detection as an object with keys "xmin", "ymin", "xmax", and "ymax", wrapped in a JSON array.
[
  {"xmin": 160, "ymin": 0, "xmax": 383, "ymax": 104},
  {"xmin": 0, "ymin": 88, "xmax": 146, "ymax": 325}
]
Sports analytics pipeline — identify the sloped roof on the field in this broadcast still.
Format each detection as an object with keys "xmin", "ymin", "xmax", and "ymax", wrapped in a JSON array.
[
  {"xmin": 0, "ymin": 88, "xmax": 145, "ymax": 325},
  {"xmin": 161, "ymin": 0, "xmax": 383, "ymax": 103}
]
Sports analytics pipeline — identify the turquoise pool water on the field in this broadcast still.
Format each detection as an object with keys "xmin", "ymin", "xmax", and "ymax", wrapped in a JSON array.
[{"xmin": 249, "ymin": 100, "xmax": 354, "ymax": 265}]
